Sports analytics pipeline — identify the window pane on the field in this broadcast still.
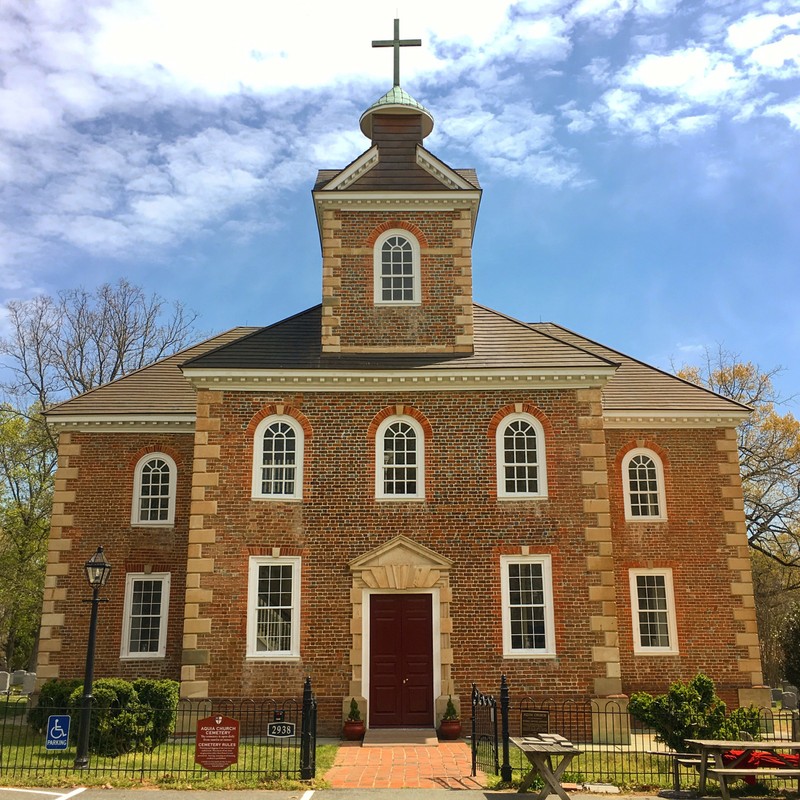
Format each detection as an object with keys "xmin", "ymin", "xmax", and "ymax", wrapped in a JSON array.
[
  {"xmin": 128, "ymin": 579, "xmax": 163, "ymax": 653},
  {"xmin": 256, "ymin": 564, "xmax": 294, "ymax": 652},
  {"xmin": 139, "ymin": 458, "xmax": 171, "ymax": 521},
  {"xmin": 261, "ymin": 422, "xmax": 297, "ymax": 495},
  {"xmin": 503, "ymin": 420, "xmax": 539, "ymax": 493},
  {"xmin": 636, "ymin": 574, "xmax": 671, "ymax": 648},
  {"xmin": 382, "ymin": 421, "xmax": 418, "ymax": 495},
  {"xmin": 628, "ymin": 455, "xmax": 660, "ymax": 516},
  {"xmin": 507, "ymin": 562, "xmax": 548, "ymax": 651},
  {"xmin": 381, "ymin": 236, "xmax": 415, "ymax": 302}
]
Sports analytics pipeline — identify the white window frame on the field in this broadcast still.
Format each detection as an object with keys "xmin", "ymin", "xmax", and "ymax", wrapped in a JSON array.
[
  {"xmin": 120, "ymin": 572, "xmax": 170, "ymax": 659},
  {"xmin": 373, "ymin": 229, "xmax": 421, "ymax": 306},
  {"xmin": 496, "ymin": 413, "xmax": 548, "ymax": 499},
  {"xmin": 622, "ymin": 448, "xmax": 667, "ymax": 521},
  {"xmin": 251, "ymin": 415, "xmax": 304, "ymax": 500},
  {"xmin": 629, "ymin": 568, "xmax": 679, "ymax": 655},
  {"xmin": 246, "ymin": 556, "xmax": 301, "ymax": 660},
  {"xmin": 500, "ymin": 555, "xmax": 556, "ymax": 658},
  {"xmin": 131, "ymin": 452, "xmax": 177, "ymax": 526},
  {"xmin": 375, "ymin": 415, "xmax": 425, "ymax": 500}
]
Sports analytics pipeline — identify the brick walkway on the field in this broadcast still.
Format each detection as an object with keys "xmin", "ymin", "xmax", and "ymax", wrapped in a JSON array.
[{"xmin": 324, "ymin": 741, "xmax": 486, "ymax": 789}]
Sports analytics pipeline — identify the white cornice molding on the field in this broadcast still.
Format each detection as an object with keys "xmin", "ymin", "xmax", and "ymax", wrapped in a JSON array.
[
  {"xmin": 181, "ymin": 366, "xmax": 616, "ymax": 392},
  {"xmin": 603, "ymin": 410, "xmax": 749, "ymax": 428},
  {"xmin": 47, "ymin": 415, "xmax": 195, "ymax": 433},
  {"xmin": 313, "ymin": 190, "xmax": 481, "ymax": 210}
]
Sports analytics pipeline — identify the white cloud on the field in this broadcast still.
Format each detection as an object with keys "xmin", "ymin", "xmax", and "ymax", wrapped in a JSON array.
[
  {"xmin": 621, "ymin": 48, "xmax": 743, "ymax": 104},
  {"xmin": 766, "ymin": 96, "xmax": 800, "ymax": 130},
  {"xmin": 727, "ymin": 12, "xmax": 800, "ymax": 51}
]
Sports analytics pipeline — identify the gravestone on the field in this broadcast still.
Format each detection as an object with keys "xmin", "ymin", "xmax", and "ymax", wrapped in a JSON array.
[
  {"xmin": 786, "ymin": 683, "xmax": 799, "ymax": 696},
  {"xmin": 22, "ymin": 672, "xmax": 36, "ymax": 694},
  {"xmin": 10, "ymin": 670, "xmax": 25, "ymax": 687},
  {"xmin": 782, "ymin": 691, "xmax": 798, "ymax": 711},
  {"xmin": 0, "ymin": 671, "xmax": 9, "ymax": 694},
  {"xmin": 772, "ymin": 687, "xmax": 783, "ymax": 703}
]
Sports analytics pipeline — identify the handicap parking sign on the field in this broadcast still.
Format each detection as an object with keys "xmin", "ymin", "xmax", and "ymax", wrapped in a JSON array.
[{"xmin": 45, "ymin": 714, "xmax": 70, "ymax": 750}]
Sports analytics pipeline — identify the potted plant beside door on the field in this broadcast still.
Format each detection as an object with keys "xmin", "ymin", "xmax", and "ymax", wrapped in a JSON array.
[
  {"xmin": 343, "ymin": 697, "xmax": 366, "ymax": 741},
  {"xmin": 438, "ymin": 696, "xmax": 462, "ymax": 740}
]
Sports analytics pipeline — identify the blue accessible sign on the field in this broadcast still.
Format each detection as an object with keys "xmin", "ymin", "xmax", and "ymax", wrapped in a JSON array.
[{"xmin": 45, "ymin": 715, "xmax": 70, "ymax": 750}]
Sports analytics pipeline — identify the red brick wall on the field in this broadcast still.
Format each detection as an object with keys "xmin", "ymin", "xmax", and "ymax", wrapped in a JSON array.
[
  {"xmin": 47, "ymin": 431, "xmax": 193, "ymax": 682},
  {"xmin": 606, "ymin": 428, "xmax": 750, "ymax": 702},
  {"xmin": 191, "ymin": 387, "xmax": 608, "ymax": 730},
  {"xmin": 332, "ymin": 211, "xmax": 465, "ymax": 350}
]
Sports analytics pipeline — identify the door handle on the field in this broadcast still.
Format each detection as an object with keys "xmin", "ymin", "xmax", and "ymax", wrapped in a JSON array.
[{"xmin": 403, "ymin": 678, "xmax": 408, "ymax": 684}]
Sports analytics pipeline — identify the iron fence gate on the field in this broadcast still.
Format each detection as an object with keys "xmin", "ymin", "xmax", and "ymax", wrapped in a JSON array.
[{"xmin": 0, "ymin": 677, "xmax": 317, "ymax": 781}]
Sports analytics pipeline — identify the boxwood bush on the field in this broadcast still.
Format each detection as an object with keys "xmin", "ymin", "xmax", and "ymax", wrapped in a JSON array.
[{"xmin": 28, "ymin": 677, "xmax": 179, "ymax": 756}]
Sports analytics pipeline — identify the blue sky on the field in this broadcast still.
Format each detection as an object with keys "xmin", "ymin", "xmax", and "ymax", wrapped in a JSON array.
[{"xmin": 2, "ymin": 0, "xmax": 799, "ymax": 400}]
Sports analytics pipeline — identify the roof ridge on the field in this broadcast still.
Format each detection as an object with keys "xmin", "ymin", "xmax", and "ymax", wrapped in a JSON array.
[
  {"xmin": 532, "ymin": 321, "xmax": 751, "ymax": 413},
  {"xmin": 472, "ymin": 303, "xmax": 619, "ymax": 369},
  {"xmin": 180, "ymin": 305, "xmax": 322, "ymax": 369}
]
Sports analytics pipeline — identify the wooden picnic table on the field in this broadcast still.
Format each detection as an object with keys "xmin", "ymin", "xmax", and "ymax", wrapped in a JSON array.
[
  {"xmin": 510, "ymin": 733, "xmax": 583, "ymax": 799},
  {"xmin": 686, "ymin": 738, "xmax": 800, "ymax": 800}
]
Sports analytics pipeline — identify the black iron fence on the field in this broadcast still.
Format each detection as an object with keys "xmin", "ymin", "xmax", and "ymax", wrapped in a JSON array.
[
  {"xmin": 0, "ymin": 678, "xmax": 317, "ymax": 781},
  {"xmin": 472, "ymin": 677, "xmax": 800, "ymax": 790}
]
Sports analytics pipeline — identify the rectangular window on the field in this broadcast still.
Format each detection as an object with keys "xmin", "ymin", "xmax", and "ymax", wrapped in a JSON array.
[
  {"xmin": 629, "ymin": 569, "xmax": 678, "ymax": 654},
  {"xmin": 500, "ymin": 555, "xmax": 555, "ymax": 657},
  {"xmin": 247, "ymin": 556, "xmax": 301, "ymax": 658},
  {"xmin": 121, "ymin": 573, "xmax": 170, "ymax": 658}
]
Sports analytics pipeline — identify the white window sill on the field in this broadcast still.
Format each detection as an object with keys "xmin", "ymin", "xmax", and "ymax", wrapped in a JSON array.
[
  {"xmin": 120, "ymin": 653, "xmax": 166, "ymax": 660},
  {"xmin": 374, "ymin": 300, "xmax": 422, "ymax": 307},
  {"xmin": 502, "ymin": 652, "xmax": 557, "ymax": 659},
  {"xmin": 245, "ymin": 655, "xmax": 301, "ymax": 662},
  {"xmin": 497, "ymin": 494, "xmax": 548, "ymax": 501},
  {"xmin": 375, "ymin": 496, "xmax": 426, "ymax": 502},
  {"xmin": 250, "ymin": 496, "xmax": 303, "ymax": 502},
  {"xmin": 624, "ymin": 517, "xmax": 668, "ymax": 523},
  {"xmin": 130, "ymin": 522, "xmax": 175, "ymax": 529},
  {"xmin": 633, "ymin": 649, "xmax": 679, "ymax": 656}
]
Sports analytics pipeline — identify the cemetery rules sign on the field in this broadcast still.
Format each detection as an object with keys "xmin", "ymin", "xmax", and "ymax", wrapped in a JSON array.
[{"xmin": 195, "ymin": 714, "xmax": 240, "ymax": 771}]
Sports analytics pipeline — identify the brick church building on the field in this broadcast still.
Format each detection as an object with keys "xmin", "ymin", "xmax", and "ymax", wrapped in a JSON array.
[{"xmin": 37, "ymin": 34, "xmax": 766, "ymax": 735}]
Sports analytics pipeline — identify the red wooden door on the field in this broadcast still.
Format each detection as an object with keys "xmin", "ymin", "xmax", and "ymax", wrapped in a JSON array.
[{"xmin": 369, "ymin": 594, "xmax": 433, "ymax": 727}]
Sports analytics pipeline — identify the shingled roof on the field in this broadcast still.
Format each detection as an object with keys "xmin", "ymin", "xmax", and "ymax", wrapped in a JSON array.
[
  {"xmin": 45, "ymin": 306, "xmax": 747, "ymax": 421},
  {"xmin": 531, "ymin": 322, "xmax": 749, "ymax": 415},
  {"xmin": 45, "ymin": 327, "xmax": 257, "ymax": 418}
]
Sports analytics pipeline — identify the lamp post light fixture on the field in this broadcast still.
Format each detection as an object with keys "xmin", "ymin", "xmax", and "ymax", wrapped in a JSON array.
[{"xmin": 73, "ymin": 546, "xmax": 112, "ymax": 769}]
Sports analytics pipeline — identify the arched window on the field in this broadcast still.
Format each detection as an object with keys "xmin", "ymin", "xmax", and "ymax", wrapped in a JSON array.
[
  {"xmin": 131, "ymin": 453, "xmax": 177, "ymax": 526},
  {"xmin": 622, "ymin": 448, "xmax": 666, "ymax": 520},
  {"xmin": 375, "ymin": 416, "xmax": 425, "ymax": 499},
  {"xmin": 373, "ymin": 229, "xmax": 421, "ymax": 305},
  {"xmin": 252, "ymin": 416, "xmax": 304, "ymax": 500},
  {"xmin": 496, "ymin": 413, "xmax": 547, "ymax": 499}
]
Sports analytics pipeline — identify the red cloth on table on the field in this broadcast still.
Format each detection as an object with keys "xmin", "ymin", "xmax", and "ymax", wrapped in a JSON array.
[{"xmin": 722, "ymin": 749, "xmax": 800, "ymax": 784}]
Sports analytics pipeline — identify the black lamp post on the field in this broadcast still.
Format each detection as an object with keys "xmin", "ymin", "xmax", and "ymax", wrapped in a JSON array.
[{"xmin": 74, "ymin": 546, "xmax": 112, "ymax": 769}]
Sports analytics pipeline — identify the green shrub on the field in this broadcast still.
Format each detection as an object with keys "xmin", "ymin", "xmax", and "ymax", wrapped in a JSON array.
[
  {"xmin": 28, "ymin": 678, "xmax": 83, "ymax": 733},
  {"xmin": 133, "ymin": 678, "xmax": 180, "ymax": 747},
  {"xmin": 53, "ymin": 677, "xmax": 180, "ymax": 757},
  {"xmin": 629, "ymin": 673, "xmax": 760, "ymax": 752}
]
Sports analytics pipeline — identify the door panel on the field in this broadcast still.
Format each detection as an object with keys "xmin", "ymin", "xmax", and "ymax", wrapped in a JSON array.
[{"xmin": 369, "ymin": 594, "xmax": 433, "ymax": 727}]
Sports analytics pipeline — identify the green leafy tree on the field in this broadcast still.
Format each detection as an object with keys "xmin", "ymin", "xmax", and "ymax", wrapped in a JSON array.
[
  {"xmin": 629, "ymin": 674, "xmax": 761, "ymax": 752},
  {"xmin": 0, "ymin": 405, "xmax": 54, "ymax": 670}
]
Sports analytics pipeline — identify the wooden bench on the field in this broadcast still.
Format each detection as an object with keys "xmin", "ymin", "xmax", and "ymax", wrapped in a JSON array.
[{"xmin": 706, "ymin": 765, "xmax": 800, "ymax": 800}]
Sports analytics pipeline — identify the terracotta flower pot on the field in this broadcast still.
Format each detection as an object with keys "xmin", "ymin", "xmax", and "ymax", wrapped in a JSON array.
[
  {"xmin": 438, "ymin": 719, "xmax": 462, "ymax": 740},
  {"xmin": 343, "ymin": 719, "xmax": 366, "ymax": 741}
]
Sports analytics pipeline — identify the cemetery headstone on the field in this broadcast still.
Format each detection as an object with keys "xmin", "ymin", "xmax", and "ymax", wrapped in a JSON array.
[
  {"xmin": 10, "ymin": 670, "xmax": 25, "ymax": 687},
  {"xmin": 782, "ymin": 691, "xmax": 798, "ymax": 711},
  {"xmin": 772, "ymin": 687, "xmax": 783, "ymax": 703},
  {"xmin": 0, "ymin": 671, "xmax": 9, "ymax": 694},
  {"xmin": 22, "ymin": 672, "xmax": 36, "ymax": 694}
]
